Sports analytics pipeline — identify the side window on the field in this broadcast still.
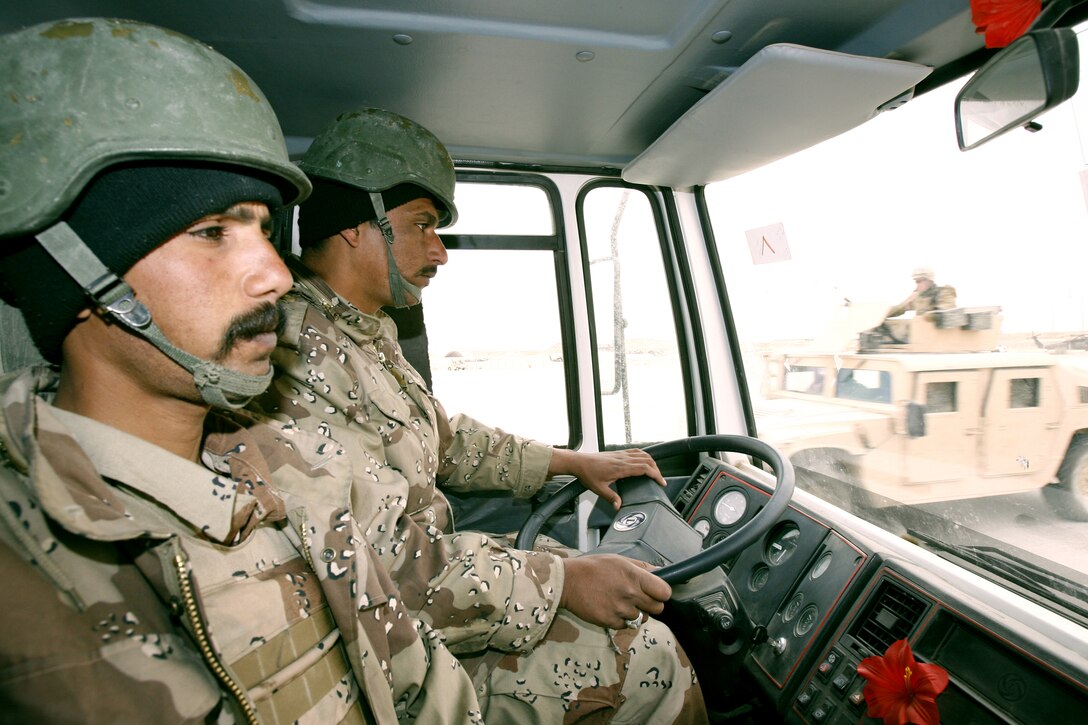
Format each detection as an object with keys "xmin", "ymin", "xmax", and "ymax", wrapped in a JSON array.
[
  {"xmin": 581, "ymin": 184, "xmax": 687, "ymax": 447},
  {"xmin": 1009, "ymin": 378, "xmax": 1040, "ymax": 409},
  {"xmin": 926, "ymin": 382, "xmax": 957, "ymax": 413},
  {"xmin": 424, "ymin": 177, "xmax": 572, "ymax": 445},
  {"xmin": 835, "ymin": 368, "xmax": 891, "ymax": 403},
  {"xmin": 784, "ymin": 365, "xmax": 825, "ymax": 394}
]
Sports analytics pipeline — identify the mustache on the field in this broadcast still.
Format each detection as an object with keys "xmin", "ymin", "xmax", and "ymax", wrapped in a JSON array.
[{"xmin": 213, "ymin": 301, "xmax": 285, "ymax": 362}]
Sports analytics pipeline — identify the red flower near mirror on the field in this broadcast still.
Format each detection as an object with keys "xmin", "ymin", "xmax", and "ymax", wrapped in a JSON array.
[
  {"xmin": 970, "ymin": 0, "xmax": 1043, "ymax": 48},
  {"xmin": 856, "ymin": 639, "xmax": 949, "ymax": 725}
]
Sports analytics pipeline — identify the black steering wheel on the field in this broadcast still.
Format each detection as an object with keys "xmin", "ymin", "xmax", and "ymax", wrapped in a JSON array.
[{"xmin": 515, "ymin": 435, "xmax": 794, "ymax": 585}]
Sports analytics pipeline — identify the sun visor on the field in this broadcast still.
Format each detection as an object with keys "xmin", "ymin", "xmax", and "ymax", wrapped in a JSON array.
[{"xmin": 622, "ymin": 44, "xmax": 932, "ymax": 189}]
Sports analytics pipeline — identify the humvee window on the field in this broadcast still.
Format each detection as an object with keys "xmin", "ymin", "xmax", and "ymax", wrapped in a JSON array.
[
  {"xmin": 834, "ymin": 368, "xmax": 891, "ymax": 403},
  {"xmin": 926, "ymin": 381, "xmax": 958, "ymax": 413},
  {"xmin": 783, "ymin": 365, "xmax": 825, "ymax": 394},
  {"xmin": 1010, "ymin": 377, "xmax": 1041, "ymax": 408}
]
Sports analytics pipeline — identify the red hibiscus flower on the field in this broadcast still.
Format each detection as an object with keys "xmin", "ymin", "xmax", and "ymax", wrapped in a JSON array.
[
  {"xmin": 970, "ymin": 0, "xmax": 1043, "ymax": 48},
  {"xmin": 856, "ymin": 639, "xmax": 949, "ymax": 725}
]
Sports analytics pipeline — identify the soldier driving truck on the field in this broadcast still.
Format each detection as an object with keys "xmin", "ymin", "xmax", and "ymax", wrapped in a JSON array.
[
  {"xmin": 250, "ymin": 106, "xmax": 706, "ymax": 724},
  {"xmin": 0, "ymin": 18, "xmax": 482, "ymax": 722}
]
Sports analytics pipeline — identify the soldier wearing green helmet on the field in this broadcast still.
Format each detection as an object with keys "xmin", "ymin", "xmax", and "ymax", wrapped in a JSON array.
[
  {"xmin": 0, "ymin": 19, "xmax": 480, "ymax": 723},
  {"xmin": 253, "ymin": 107, "xmax": 707, "ymax": 723}
]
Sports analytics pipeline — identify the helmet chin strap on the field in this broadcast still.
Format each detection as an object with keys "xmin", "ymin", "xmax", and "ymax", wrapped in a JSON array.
[
  {"xmin": 35, "ymin": 222, "xmax": 271, "ymax": 409},
  {"xmin": 369, "ymin": 192, "xmax": 422, "ymax": 309}
]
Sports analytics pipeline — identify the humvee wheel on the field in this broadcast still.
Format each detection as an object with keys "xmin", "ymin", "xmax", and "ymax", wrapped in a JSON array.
[{"xmin": 1044, "ymin": 437, "xmax": 1088, "ymax": 522}]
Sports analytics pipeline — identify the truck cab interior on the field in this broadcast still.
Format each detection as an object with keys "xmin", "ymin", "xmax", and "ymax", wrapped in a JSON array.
[{"xmin": 4, "ymin": 2, "xmax": 1088, "ymax": 723}]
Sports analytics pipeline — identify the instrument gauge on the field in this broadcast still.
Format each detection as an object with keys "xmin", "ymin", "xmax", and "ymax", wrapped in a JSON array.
[
  {"xmin": 749, "ymin": 565, "xmax": 770, "ymax": 592},
  {"xmin": 783, "ymin": 592, "xmax": 805, "ymax": 622},
  {"xmin": 693, "ymin": 518, "xmax": 711, "ymax": 539},
  {"xmin": 794, "ymin": 604, "xmax": 819, "ymax": 637},
  {"xmin": 810, "ymin": 551, "xmax": 833, "ymax": 580},
  {"xmin": 713, "ymin": 489, "xmax": 747, "ymax": 526},
  {"xmin": 765, "ymin": 521, "xmax": 801, "ymax": 566}
]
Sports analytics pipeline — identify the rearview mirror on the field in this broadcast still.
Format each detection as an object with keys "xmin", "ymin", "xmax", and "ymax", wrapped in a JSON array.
[{"xmin": 956, "ymin": 28, "xmax": 1079, "ymax": 150}]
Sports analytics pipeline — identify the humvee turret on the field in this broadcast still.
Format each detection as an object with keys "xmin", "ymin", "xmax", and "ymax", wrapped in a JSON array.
[{"xmin": 758, "ymin": 308, "xmax": 1088, "ymax": 521}]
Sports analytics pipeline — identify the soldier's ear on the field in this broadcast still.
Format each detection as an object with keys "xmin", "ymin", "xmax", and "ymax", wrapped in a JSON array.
[{"xmin": 338, "ymin": 225, "xmax": 362, "ymax": 248}]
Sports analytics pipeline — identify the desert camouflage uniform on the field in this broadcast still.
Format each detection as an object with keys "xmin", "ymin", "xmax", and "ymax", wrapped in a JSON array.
[
  {"xmin": 0, "ymin": 366, "xmax": 482, "ymax": 724},
  {"xmin": 253, "ymin": 259, "xmax": 706, "ymax": 723},
  {"xmin": 886, "ymin": 284, "xmax": 957, "ymax": 318}
]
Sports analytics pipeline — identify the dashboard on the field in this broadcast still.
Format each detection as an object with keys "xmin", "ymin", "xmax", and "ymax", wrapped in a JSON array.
[{"xmin": 668, "ymin": 458, "xmax": 1088, "ymax": 723}]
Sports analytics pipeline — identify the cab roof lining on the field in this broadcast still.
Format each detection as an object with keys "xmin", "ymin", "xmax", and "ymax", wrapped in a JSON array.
[
  {"xmin": 2, "ymin": 0, "xmax": 988, "ymax": 181},
  {"xmin": 623, "ymin": 44, "xmax": 933, "ymax": 188}
]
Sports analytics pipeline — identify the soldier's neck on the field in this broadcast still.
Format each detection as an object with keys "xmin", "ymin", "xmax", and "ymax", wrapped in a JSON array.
[
  {"xmin": 51, "ymin": 314, "xmax": 215, "ymax": 462},
  {"xmin": 301, "ymin": 245, "xmax": 384, "ymax": 314},
  {"xmin": 54, "ymin": 366, "xmax": 207, "ymax": 463}
]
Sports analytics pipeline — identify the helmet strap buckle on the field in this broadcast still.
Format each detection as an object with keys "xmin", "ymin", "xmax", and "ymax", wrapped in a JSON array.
[
  {"xmin": 369, "ymin": 191, "xmax": 421, "ymax": 308},
  {"xmin": 35, "ymin": 221, "xmax": 153, "ymax": 331},
  {"xmin": 103, "ymin": 290, "xmax": 152, "ymax": 330}
]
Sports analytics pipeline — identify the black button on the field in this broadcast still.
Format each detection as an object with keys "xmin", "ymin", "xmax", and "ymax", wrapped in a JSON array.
[
  {"xmin": 796, "ymin": 684, "xmax": 817, "ymax": 710},
  {"xmin": 817, "ymin": 660, "xmax": 834, "ymax": 678},
  {"xmin": 832, "ymin": 673, "xmax": 851, "ymax": 692}
]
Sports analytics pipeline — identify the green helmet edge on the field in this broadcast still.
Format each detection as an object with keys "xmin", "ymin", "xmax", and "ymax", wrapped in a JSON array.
[
  {"xmin": 297, "ymin": 107, "xmax": 458, "ymax": 227},
  {"xmin": 0, "ymin": 17, "xmax": 312, "ymax": 240}
]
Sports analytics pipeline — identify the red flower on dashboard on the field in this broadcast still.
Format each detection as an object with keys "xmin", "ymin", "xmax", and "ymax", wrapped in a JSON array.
[
  {"xmin": 970, "ymin": 0, "xmax": 1043, "ymax": 48},
  {"xmin": 856, "ymin": 639, "xmax": 949, "ymax": 725}
]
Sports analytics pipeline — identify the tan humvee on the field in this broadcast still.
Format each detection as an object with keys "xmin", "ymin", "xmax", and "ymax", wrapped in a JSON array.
[{"xmin": 757, "ymin": 307, "xmax": 1088, "ymax": 521}]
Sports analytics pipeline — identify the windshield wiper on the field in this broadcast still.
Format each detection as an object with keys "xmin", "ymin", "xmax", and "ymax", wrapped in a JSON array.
[{"xmin": 908, "ymin": 529, "xmax": 1088, "ymax": 624}]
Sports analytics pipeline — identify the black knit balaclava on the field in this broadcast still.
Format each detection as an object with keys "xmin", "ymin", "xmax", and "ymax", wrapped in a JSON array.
[
  {"xmin": 0, "ymin": 163, "xmax": 283, "ymax": 362},
  {"xmin": 296, "ymin": 179, "xmax": 438, "ymax": 249}
]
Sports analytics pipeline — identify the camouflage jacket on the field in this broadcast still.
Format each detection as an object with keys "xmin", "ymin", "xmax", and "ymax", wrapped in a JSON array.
[
  {"xmin": 253, "ymin": 258, "xmax": 564, "ymax": 655},
  {"xmin": 886, "ymin": 284, "xmax": 957, "ymax": 318},
  {"xmin": 0, "ymin": 367, "xmax": 481, "ymax": 724}
]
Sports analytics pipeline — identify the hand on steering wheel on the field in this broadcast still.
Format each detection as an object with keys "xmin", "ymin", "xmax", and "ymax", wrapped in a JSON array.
[
  {"xmin": 517, "ymin": 435, "xmax": 794, "ymax": 586},
  {"xmin": 559, "ymin": 554, "xmax": 669, "ymax": 630}
]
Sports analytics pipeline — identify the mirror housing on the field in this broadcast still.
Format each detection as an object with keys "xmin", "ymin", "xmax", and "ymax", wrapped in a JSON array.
[
  {"xmin": 905, "ymin": 402, "xmax": 927, "ymax": 438},
  {"xmin": 956, "ymin": 28, "xmax": 1079, "ymax": 150}
]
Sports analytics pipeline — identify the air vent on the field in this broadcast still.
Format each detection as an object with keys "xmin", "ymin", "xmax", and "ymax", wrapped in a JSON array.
[
  {"xmin": 851, "ymin": 580, "xmax": 929, "ymax": 654},
  {"xmin": 677, "ymin": 462, "xmax": 714, "ymax": 515}
]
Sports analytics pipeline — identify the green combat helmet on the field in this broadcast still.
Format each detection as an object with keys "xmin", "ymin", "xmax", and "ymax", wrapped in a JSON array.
[
  {"xmin": 0, "ymin": 18, "xmax": 311, "ymax": 408},
  {"xmin": 299, "ymin": 107, "xmax": 458, "ymax": 307}
]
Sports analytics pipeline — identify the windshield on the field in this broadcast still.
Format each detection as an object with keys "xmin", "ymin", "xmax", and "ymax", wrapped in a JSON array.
[{"xmin": 705, "ymin": 25, "xmax": 1088, "ymax": 618}]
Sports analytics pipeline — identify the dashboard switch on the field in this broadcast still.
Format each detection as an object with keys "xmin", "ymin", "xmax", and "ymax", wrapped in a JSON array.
[
  {"xmin": 810, "ymin": 701, "xmax": 834, "ymax": 722},
  {"xmin": 796, "ymin": 683, "xmax": 816, "ymax": 709}
]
